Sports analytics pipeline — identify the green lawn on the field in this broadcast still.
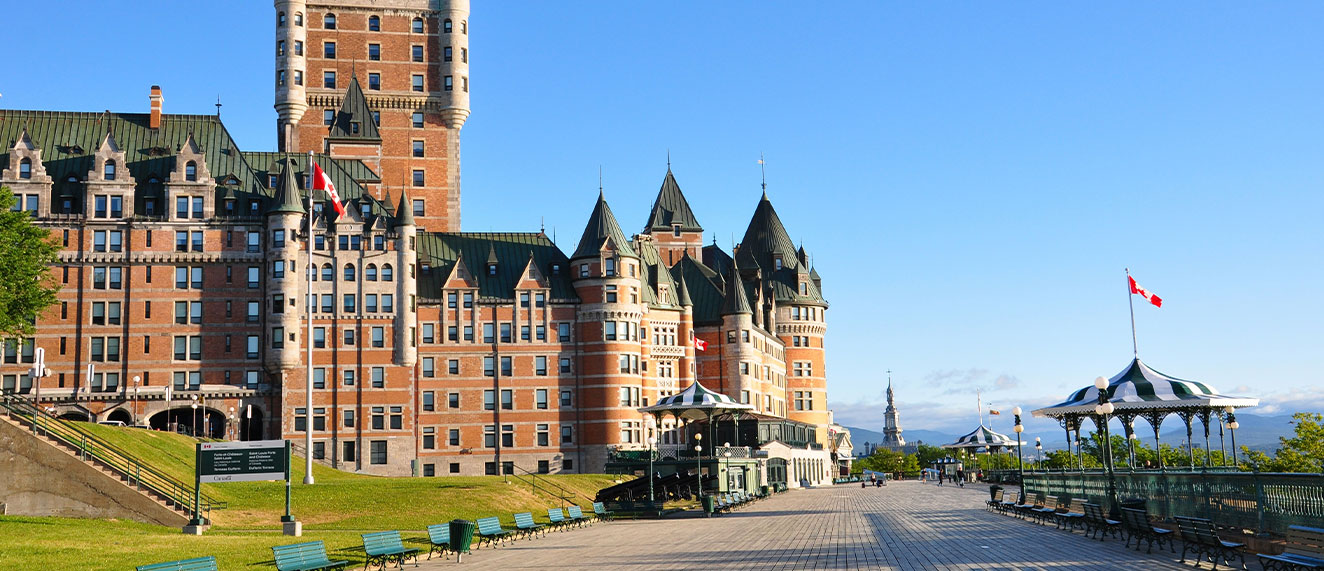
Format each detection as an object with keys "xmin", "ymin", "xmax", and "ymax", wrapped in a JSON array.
[{"xmin": 3, "ymin": 423, "xmax": 621, "ymax": 569}]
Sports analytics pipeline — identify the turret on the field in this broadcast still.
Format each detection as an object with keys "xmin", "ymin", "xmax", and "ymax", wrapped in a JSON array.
[
  {"xmin": 438, "ymin": 0, "xmax": 471, "ymax": 130},
  {"xmin": 394, "ymin": 192, "xmax": 418, "ymax": 367},
  {"xmin": 265, "ymin": 158, "xmax": 305, "ymax": 369},
  {"xmin": 274, "ymin": 0, "xmax": 309, "ymax": 151}
]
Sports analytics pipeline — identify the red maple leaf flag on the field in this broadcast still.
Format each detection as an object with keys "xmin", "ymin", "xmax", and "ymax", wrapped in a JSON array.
[
  {"xmin": 1129, "ymin": 276, "xmax": 1163, "ymax": 308},
  {"xmin": 312, "ymin": 162, "xmax": 346, "ymax": 217},
  {"xmin": 693, "ymin": 337, "xmax": 708, "ymax": 351}
]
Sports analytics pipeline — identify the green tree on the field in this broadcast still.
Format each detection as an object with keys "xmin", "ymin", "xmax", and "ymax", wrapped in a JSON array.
[
  {"xmin": 915, "ymin": 443, "xmax": 947, "ymax": 467},
  {"xmin": 1242, "ymin": 413, "xmax": 1324, "ymax": 473},
  {"xmin": 900, "ymin": 454, "xmax": 921, "ymax": 477},
  {"xmin": 0, "ymin": 186, "xmax": 60, "ymax": 338}
]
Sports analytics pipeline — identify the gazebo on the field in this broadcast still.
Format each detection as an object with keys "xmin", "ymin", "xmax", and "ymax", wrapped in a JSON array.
[
  {"xmin": 943, "ymin": 425, "xmax": 1019, "ymax": 471},
  {"xmin": 1032, "ymin": 358, "xmax": 1259, "ymax": 469},
  {"xmin": 638, "ymin": 381, "xmax": 755, "ymax": 448}
]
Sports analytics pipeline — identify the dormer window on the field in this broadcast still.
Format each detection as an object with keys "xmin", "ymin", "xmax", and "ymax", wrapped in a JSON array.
[
  {"xmin": 185, "ymin": 161, "xmax": 197, "ymax": 182},
  {"xmin": 269, "ymin": 174, "xmax": 278, "ymax": 187},
  {"xmin": 774, "ymin": 255, "xmax": 783, "ymax": 270},
  {"xmin": 672, "ymin": 224, "xmax": 681, "ymax": 237},
  {"xmin": 19, "ymin": 158, "xmax": 31, "ymax": 179},
  {"xmin": 350, "ymin": 121, "xmax": 360, "ymax": 134},
  {"xmin": 223, "ymin": 199, "xmax": 235, "ymax": 216},
  {"xmin": 551, "ymin": 264, "xmax": 561, "ymax": 275},
  {"xmin": 799, "ymin": 282, "xmax": 808, "ymax": 295},
  {"xmin": 360, "ymin": 203, "xmax": 371, "ymax": 217},
  {"xmin": 488, "ymin": 263, "xmax": 497, "ymax": 276},
  {"xmin": 604, "ymin": 258, "xmax": 616, "ymax": 277},
  {"xmin": 104, "ymin": 161, "xmax": 116, "ymax": 181}
]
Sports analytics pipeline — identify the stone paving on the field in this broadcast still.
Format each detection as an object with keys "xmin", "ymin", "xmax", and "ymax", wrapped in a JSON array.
[{"xmin": 416, "ymin": 480, "xmax": 1251, "ymax": 570}]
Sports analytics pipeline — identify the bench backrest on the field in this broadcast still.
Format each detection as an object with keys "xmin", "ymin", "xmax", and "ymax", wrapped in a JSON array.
[
  {"xmin": 1284, "ymin": 525, "xmax": 1324, "ymax": 559},
  {"xmin": 1174, "ymin": 516, "xmax": 1218, "ymax": 545},
  {"xmin": 568, "ymin": 506, "xmax": 586, "ymax": 519},
  {"xmin": 593, "ymin": 501, "xmax": 607, "ymax": 515},
  {"xmin": 548, "ymin": 508, "xmax": 566, "ymax": 523},
  {"xmin": 1003, "ymin": 490, "xmax": 1020, "ymax": 504},
  {"xmin": 362, "ymin": 531, "xmax": 405, "ymax": 555},
  {"xmin": 274, "ymin": 541, "xmax": 333, "ymax": 570},
  {"xmin": 1120, "ymin": 507, "xmax": 1150, "ymax": 531},
  {"xmin": 1042, "ymin": 495, "xmax": 1058, "ymax": 510},
  {"xmin": 1068, "ymin": 498, "xmax": 1087, "ymax": 514},
  {"xmin": 136, "ymin": 556, "xmax": 218, "ymax": 571},
  {"xmin": 427, "ymin": 524, "xmax": 451, "ymax": 546},
  {"xmin": 514, "ymin": 512, "xmax": 538, "ymax": 528},
  {"xmin": 476, "ymin": 516, "xmax": 504, "ymax": 534},
  {"xmin": 991, "ymin": 489, "xmax": 1003, "ymax": 502},
  {"xmin": 1083, "ymin": 502, "xmax": 1105, "ymax": 522}
]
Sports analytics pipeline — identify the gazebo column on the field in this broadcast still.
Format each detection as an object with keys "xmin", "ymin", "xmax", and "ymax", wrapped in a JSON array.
[
  {"xmin": 1117, "ymin": 412, "xmax": 1138, "ymax": 469},
  {"xmin": 1198, "ymin": 408, "xmax": 1213, "ymax": 468},
  {"xmin": 1142, "ymin": 411, "xmax": 1167, "ymax": 470},
  {"xmin": 1177, "ymin": 410, "xmax": 1197, "ymax": 469}
]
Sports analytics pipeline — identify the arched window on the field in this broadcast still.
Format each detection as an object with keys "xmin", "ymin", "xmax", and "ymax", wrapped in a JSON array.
[
  {"xmin": 185, "ymin": 161, "xmax": 197, "ymax": 182},
  {"xmin": 321, "ymin": 263, "xmax": 334, "ymax": 282},
  {"xmin": 19, "ymin": 158, "xmax": 31, "ymax": 179},
  {"xmin": 294, "ymin": 12, "xmax": 303, "ymax": 26},
  {"xmin": 443, "ymin": 18, "xmax": 452, "ymax": 33},
  {"xmin": 365, "ymin": 264, "xmax": 378, "ymax": 281},
  {"xmin": 382, "ymin": 264, "xmax": 394, "ymax": 282},
  {"xmin": 277, "ymin": 11, "xmax": 286, "ymax": 26},
  {"xmin": 412, "ymin": 17, "xmax": 424, "ymax": 33},
  {"xmin": 368, "ymin": 15, "xmax": 380, "ymax": 31},
  {"xmin": 343, "ymin": 263, "xmax": 355, "ymax": 281},
  {"xmin": 324, "ymin": 13, "xmax": 336, "ymax": 29},
  {"xmin": 104, "ymin": 160, "xmax": 116, "ymax": 180}
]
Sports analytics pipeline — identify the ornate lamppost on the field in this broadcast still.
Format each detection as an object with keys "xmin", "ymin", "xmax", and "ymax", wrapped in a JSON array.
[
  {"xmin": 1093, "ymin": 376, "xmax": 1119, "ymax": 517},
  {"xmin": 190, "ymin": 395, "xmax": 199, "ymax": 437},
  {"xmin": 132, "ymin": 375, "xmax": 141, "ymax": 426},
  {"xmin": 1034, "ymin": 437, "xmax": 1042, "ymax": 469},
  {"xmin": 1226, "ymin": 406, "xmax": 1239, "ymax": 467},
  {"xmin": 694, "ymin": 432, "xmax": 703, "ymax": 500},
  {"xmin": 647, "ymin": 435, "xmax": 657, "ymax": 505},
  {"xmin": 1013, "ymin": 407, "xmax": 1025, "ymax": 485}
]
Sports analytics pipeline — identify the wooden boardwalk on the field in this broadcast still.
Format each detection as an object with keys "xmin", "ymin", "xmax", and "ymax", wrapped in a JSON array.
[{"xmin": 419, "ymin": 480, "xmax": 1247, "ymax": 570}]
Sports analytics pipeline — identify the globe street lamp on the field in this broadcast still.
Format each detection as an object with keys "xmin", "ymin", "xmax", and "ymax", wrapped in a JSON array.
[
  {"xmin": 723, "ymin": 450, "xmax": 733, "ymax": 493},
  {"xmin": 132, "ymin": 376, "xmax": 141, "ymax": 426},
  {"xmin": 647, "ymin": 435, "xmax": 658, "ymax": 506},
  {"xmin": 1093, "ymin": 376, "xmax": 1119, "ymax": 517},
  {"xmin": 190, "ymin": 396, "xmax": 199, "ymax": 437},
  {"xmin": 1013, "ymin": 407, "xmax": 1025, "ymax": 486},
  {"xmin": 1226, "ymin": 406, "xmax": 1239, "ymax": 467},
  {"xmin": 694, "ymin": 432, "xmax": 703, "ymax": 501},
  {"xmin": 1034, "ymin": 437, "xmax": 1042, "ymax": 469}
]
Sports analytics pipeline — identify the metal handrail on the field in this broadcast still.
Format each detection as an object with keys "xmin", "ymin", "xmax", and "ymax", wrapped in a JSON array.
[
  {"xmin": 506, "ymin": 464, "xmax": 591, "ymax": 507},
  {"xmin": 0, "ymin": 395, "xmax": 225, "ymax": 519}
]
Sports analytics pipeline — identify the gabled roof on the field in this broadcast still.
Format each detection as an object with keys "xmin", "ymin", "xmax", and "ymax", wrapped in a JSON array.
[
  {"xmin": 633, "ymin": 238, "xmax": 679, "ymax": 309},
  {"xmin": 644, "ymin": 169, "xmax": 702, "ymax": 232},
  {"xmin": 243, "ymin": 152, "xmax": 385, "ymax": 220},
  {"xmin": 571, "ymin": 192, "xmax": 637, "ymax": 260},
  {"xmin": 417, "ymin": 232, "xmax": 577, "ymax": 301},
  {"xmin": 266, "ymin": 158, "xmax": 305, "ymax": 215},
  {"xmin": 327, "ymin": 76, "xmax": 381, "ymax": 141},
  {"xmin": 672, "ymin": 253, "xmax": 725, "ymax": 324}
]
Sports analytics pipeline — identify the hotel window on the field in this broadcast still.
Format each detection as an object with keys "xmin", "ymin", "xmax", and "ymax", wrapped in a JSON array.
[
  {"xmin": 412, "ymin": 75, "xmax": 424, "ymax": 92},
  {"xmin": 323, "ymin": 13, "xmax": 336, "ymax": 29},
  {"xmin": 793, "ymin": 361, "xmax": 812, "ymax": 377},
  {"xmin": 368, "ymin": 73, "xmax": 380, "ymax": 90},
  {"xmin": 104, "ymin": 161, "xmax": 116, "ymax": 180},
  {"xmin": 559, "ymin": 357, "xmax": 571, "ymax": 374},
  {"xmin": 412, "ymin": 140, "xmax": 425, "ymax": 158},
  {"xmin": 558, "ymin": 323, "xmax": 571, "ymax": 342},
  {"xmin": 447, "ymin": 325, "xmax": 457, "ymax": 342},
  {"xmin": 343, "ymin": 369, "xmax": 355, "ymax": 386},
  {"xmin": 501, "ymin": 357, "xmax": 512, "ymax": 377},
  {"xmin": 413, "ymin": 199, "xmax": 425, "ymax": 217},
  {"xmin": 324, "ymin": 70, "xmax": 336, "ymax": 89},
  {"xmin": 324, "ymin": 109, "xmax": 334, "ymax": 126},
  {"xmin": 560, "ymin": 425, "xmax": 573, "ymax": 444},
  {"xmin": 370, "ymin": 441, "xmax": 387, "ymax": 465},
  {"xmin": 448, "ymin": 428, "xmax": 460, "ymax": 446},
  {"xmin": 461, "ymin": 47, "xmax": 468, "ymax": 63},
  {"xmin": 294, "ymin": 40, "xmax": 303, "ymax": 55},
  {"xmin": 443, "ymin": 75, "xmax": 453, "ymax": 91},
  {"xmin": 368, "ymin": 15, "xmax": 379, "ymax": 31},
  {"xmin": 501, "ymin": 389, "xmax": 513, "ymax": 410},
  {"xmin": 323, "ymin": 41, "xmax": 336, "ymax": 59},
  {"xmin": 448, "ymin": 360, "xmax": 459, "ymax": 375},
  {"xmin": 390, "ymin": 407, "xmax": 402, "ymax": 429},
  {"xmin": 483, "ymin": 390, "xmax": 495, "ymax": 411},
  {"xmin": 412, "ymin": 112, "xmax": 424, "ymax": 128},
  {"xmin": 501, "ymin": 425, "xmax": 514, "ymax": 448},
  {"xmin": 343, "ymin": 294, "xmax": 356, "ymax": 312},
  {"xmin": 536, "ymin": 389, "xmax": 548, "ymax": 409},
  {"xmin": 344, "ymin": 409, "xmax": 354, "ymax": 428},
  {"xmin": 412, "ymin": 17, "xmax": 424, "ymax": 33},
  {"xmin": 371, "ymin": 327, "xmax": 384, "ymax": 348},
  {"xmin": 370, "ymin": 408, "xmax": 385, "ymax": 430},
  {"xmin": 422, "ymin": 428, "xmax": 435, "ymax": 450},
  {"xmin": 448, "ymin": 392, "xmax": 460, "ymax": 409},
  {"xmin": 313, "ymin": 327, "xmax": 325, "ymax": 348},
  {"xmin": 411, "ymin": 44, "xmax": 425, "ymax": 63},
  {"xmin": 422, "ymin": 358, "xmax": 435, "ymax": 378},
  {"xmin": 462, "ymin": 77, "xmax": 468, "ymax": 92},
  {"xmin": 412, "ymin": 169, "xmax": 424, "ymax": 186},
  {"xmin": 443, "ymin": 18, "xmax": 452, "ymax": 33},
  {"xmin": 500, "ymin": 323, "xmax": 512, "ymax": 343},
  {"xmin": 422, "ymin": 323, "xmax": 435, "ymax": 343},
  {"xmin": 313, "ymin": 368, "xmax": 325, "ymax": 389}
]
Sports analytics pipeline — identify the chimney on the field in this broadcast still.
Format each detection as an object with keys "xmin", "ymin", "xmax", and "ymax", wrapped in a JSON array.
[{"xmin": 149, "ymin": 86, "xmax": 163, "ymax": 129}]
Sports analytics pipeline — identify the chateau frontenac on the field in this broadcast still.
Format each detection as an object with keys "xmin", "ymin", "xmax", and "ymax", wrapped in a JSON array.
[{"xmin": 0, "ymin": 1, "xmax": 844, "ymax": 485}]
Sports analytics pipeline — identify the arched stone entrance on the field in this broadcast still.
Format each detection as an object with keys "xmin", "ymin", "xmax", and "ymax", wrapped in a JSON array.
[
  {"xmin": 105, "ymin": 409, "xmax": 132, "ymax": 425},
  {"xmin": 238, "ymin": 406, "xmax": 265, "ymax": 441},
  {"xmin": 58, "ymin": 411, "xmax": 90, "ymax": 422},
  {"xmin": 148, "ymin": 407, "xmax": 199, "ymax": 435}
]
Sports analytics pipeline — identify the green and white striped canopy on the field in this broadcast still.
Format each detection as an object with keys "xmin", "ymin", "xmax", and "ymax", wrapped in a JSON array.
[
  {"xmin": 943, "ymin": 425, "xmax": 1016, "ymax": 450},
  {"xmin": 1032, "ymin": 358, "xmax": 1258, "ymax": 418},
  {"xmin": 638, "ymin": 381, "xmax": 755, "ymax": 421}
]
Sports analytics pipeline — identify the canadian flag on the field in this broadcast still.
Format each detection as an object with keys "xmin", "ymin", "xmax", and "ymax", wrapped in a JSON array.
[
  {"xmin": 693, "ymin": 337, "xmax": 707, "ymax": 351},
  {"xmin": 311, "ymin": 162, "xmax": 346, "ymax": 217},
  {"xmin": 1129, "ymin": 276, "xmax": 1162, "ymax": 308}
]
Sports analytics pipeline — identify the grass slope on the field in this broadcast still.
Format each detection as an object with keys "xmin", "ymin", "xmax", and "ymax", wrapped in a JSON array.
[{"xmin": 3, "ymin": 423, "xmax": 620, "ymax": 569}]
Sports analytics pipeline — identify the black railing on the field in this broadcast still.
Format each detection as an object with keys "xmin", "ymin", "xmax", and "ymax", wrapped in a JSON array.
[{"xmin": 0, "ymin": 395, "xmax": 225, "ymax": 520}]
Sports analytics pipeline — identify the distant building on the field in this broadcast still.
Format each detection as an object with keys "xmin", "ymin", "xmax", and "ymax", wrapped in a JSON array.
[{"xmin": 868, "ymin": 379, "xmax": 917, "ymax": 455}]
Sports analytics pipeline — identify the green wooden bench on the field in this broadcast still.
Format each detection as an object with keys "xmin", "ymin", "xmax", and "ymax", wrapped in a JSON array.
[
  {"xmin": 986, "ymin": 488, "xmax": 1004, "ymax": 511},
  {"xmin": 513, "ymin": 512, "xmax": 545, "ymax": 538},
  {"xmin": 1175, "ymin": 515, "xmax": 1245, "ymax": 570},
  {"xmin": 1120, "ymin": 507, "xmax": 1175, "ymax": 554},
  {"xmin": 566, "ymin": 505, "xmax": 592, "ymax": 527},
  {"xmin": 1259, "ymin": 525, "xmax": 1324, "ymax": 571},
  {"xmin": 272, "ymin": 540, "xmax": 348, "ymax": 571},
  {"xmin": 361, "ymin": 531, "xmax": 420, "ymax": 570},
  {"xmin": 1082, "ymin": 503, "xmax": 1121, "ymax": 540},
  {"xmin": 136, "ymin": 556, "xmax": 217, "ymax": 571},
  {"xmin": 425, "ymin": 524, "xmax": 451, "ymax": 560},
  {"xmin": 1054, "ymin": 497, "xmax": 1087, "ymax": 531},
  {"xmin": 1031, "ymin": 495, "xmax": 1060, "ymax": 525},
  {"xmin": 592, "ymin": 501, "xmax": 613, "ymax": 522},
  {"xmin": 547, "ymin": 508, "xmax": 569, "ymax": 530},
  {"xmin": 476, "ymin": 516, "xmax": 512, "ymax": 548}
]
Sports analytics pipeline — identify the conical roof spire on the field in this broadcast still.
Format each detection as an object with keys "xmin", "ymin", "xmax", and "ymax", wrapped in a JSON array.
[
  {"xmin": 645, "ymin": 169, "xmax": 702, "ymax": 233},
  {"xmin": 676, "ymin": 270, "xmax": 693, "ymax": 307},
  {"xmin": 720, "ymin": 258, "xmax": 752, "ymax": 316},
  {"xmin": 396, "ymin": 191, "xmax": 415, "ymax": 227},
  {"xmin": 267, "ymin": 158, "xmax": 305, "ymax": 215},
  {"xmin": 736, "ymin": 192, "xmax": 799, "ymax": 274},
  {"xmin": 571, "ymin": 191, "xmax": 637, "ymax": 260},
  {"xmin": 328, "ymin": 76, "xmax": 381, "ymax": 141}
]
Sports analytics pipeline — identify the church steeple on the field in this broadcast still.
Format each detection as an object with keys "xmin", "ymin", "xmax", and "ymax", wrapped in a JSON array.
[{"xmin": 882, "ymin": 372, "xmax": 905, "ymax": 450}]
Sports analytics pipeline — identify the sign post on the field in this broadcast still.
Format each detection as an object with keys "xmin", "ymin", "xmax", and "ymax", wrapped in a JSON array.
[{"xmin": 192, "ymin": 439, "xmax": 298, "ymax": 535}]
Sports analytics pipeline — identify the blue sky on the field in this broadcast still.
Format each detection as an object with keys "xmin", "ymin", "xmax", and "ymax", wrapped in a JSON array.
[{"xmin": 6, "ymin": 2, "xmax": 1322, "ymax": 442}]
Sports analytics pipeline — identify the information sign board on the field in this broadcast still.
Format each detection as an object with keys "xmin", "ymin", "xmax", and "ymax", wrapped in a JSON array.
[{"xmin": 198, "ymin": 439, "xmax": 288, "ymax": 483}]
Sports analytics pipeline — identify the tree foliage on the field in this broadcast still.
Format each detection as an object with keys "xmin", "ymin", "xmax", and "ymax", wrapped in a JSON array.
[
  {"xmin": 1241, "ymin": 413, "xmax": 1324, "ymax": 473},
  {"xmin": 0, "ymin": 186, "xmax": 60, "ymax": 338}
]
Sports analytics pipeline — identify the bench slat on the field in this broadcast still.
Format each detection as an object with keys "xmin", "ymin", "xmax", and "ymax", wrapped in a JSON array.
[{"xmin": 136, "ymin": 556, "xmax": 218, "ymax": 571}]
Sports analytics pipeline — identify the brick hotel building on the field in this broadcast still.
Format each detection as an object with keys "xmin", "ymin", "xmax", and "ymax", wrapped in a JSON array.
[{"xmin": 0, "ymin": 0, "xmax": 841, "ymax": 483}]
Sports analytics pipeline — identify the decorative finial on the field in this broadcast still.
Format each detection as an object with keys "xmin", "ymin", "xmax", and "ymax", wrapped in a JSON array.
[
  {"xmin": 667, "ymin": 149, "xmax": 671, "ymax": 171},
  {"xmin": 758, "ymin": 153, "xmax": 767, "ymax": 197},
  {"xmin": 598, "ymin": 165, "xmax": 603, "ymax": 197},
  {"xmin": 215, "ymin": 95, "xmax": 222, "ymax": 117}
]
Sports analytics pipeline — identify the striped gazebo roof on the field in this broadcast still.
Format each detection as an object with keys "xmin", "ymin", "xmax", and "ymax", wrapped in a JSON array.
[
  {"xmin": 943, "ymin": 425, "xmax": 1016, "ymax": 450},
  {"xmin": 638, "ymin": 381, "xmax": 754, "ymax": 421},
  {"xmin": 1032, "ymin": 358, "xmax": 1258, "ymax": 418}
]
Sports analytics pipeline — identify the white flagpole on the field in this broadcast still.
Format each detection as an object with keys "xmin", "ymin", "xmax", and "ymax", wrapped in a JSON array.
[
  {"xmin": 1126, "ymin": 268, "xmax": 1138, "ymax": 358},
  {"xmin": 304, "ymin": 152, "xmax": 315, "ymax": 485}
]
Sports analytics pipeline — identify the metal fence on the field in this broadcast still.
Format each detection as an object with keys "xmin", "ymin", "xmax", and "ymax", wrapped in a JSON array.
[{"xmin": 1024, "ymin": 470, "xmax": 1324, "ymax": 536}]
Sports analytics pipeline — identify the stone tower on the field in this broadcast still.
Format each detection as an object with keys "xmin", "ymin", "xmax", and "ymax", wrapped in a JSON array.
[
  {"xmin": 882, "ymin": 378, "xmax": 905, "ymax": 449},
  {"xmin": 275, "ymin": 0, "xmax": 471, "ymax": 232}
]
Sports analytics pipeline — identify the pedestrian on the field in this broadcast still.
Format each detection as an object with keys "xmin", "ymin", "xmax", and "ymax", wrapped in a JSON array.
[
  {"xmin": 956, "ymin": 468, "xmax": 965, "ymax": 488},
  {"xmin": 937, "ymin": 471, "xmax": 944, "ymax": 486}
]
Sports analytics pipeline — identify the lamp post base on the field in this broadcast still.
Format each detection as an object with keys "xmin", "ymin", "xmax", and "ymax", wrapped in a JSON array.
[{"xmin": 282, "ymin": 520, "xmax": 303, "ymax": 536}]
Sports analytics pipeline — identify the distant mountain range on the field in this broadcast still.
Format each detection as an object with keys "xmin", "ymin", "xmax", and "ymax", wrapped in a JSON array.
[{"xmin": 845, "ymin": 413, "xmax": 1299, "ymax": 454}]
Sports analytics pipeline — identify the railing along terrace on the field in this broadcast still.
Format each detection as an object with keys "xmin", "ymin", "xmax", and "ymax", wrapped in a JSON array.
[{"xmin": 1024, "ymin": 469, "xmax": 1324, "ymax": 537}]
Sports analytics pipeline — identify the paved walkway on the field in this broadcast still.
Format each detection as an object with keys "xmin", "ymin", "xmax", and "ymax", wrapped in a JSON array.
[{"xmin": 417, "ymin": 481, "xmax": 1241, "ymax": 570}]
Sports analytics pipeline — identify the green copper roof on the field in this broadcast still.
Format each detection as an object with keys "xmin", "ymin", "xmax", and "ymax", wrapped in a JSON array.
[
  {"xmin": 571, "ymin": 192, "xmax": 637, "ymax": 260},
  {"xmin": 327, "ymin": 76, "xmax": 381, "ymax": 141},
  {"xmin": 0, "ymin": 110, "xmax": 265, "ymax": 213},
  {"xmin": 735, "ymin": 194, "xmax": 827, "ymax": 306},
  {"xmin": 267, "ymin": 158, "xmax": 305, "ymax": 215},
  {"xmin": 417, "ymin": 232, "xmax": 577, "ymax": 302},
  {"xmin": 633, "ymin": 238, "xmax": 679, "ymax": 309},
  {"xmin": 721, "ymin": 258, "xmax": 752, "ymax": 316},
  {"xmin": 242, "ymin": 152, "xmax": 387, "ymax": 220},
  {"xmin": 675, "ymin": 270, "xmax": 693, "ymax": 307},
  {"xmin": 395, "ymin": 191, "xmax": 415, "ymax": 227},
  {"xmin": 644, "ymin": 169, "xmax": 702, "ymax": 232},
  {"xmin": 671, "ymin": 254, "xmax": 724, "ymax": 325}
]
